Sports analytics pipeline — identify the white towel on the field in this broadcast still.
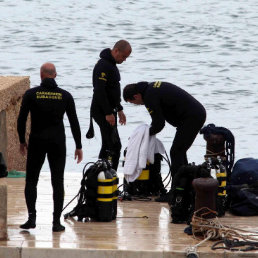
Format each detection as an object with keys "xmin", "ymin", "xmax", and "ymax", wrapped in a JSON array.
[{"xmin": 123, "ymin": 124, "xmax": 165, "ymax": 182}]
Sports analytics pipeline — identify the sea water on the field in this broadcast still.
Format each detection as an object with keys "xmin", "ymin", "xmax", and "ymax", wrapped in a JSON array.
[{"xmin": 0, "ymin": 0, "xmax": 258, "ymax": 174}]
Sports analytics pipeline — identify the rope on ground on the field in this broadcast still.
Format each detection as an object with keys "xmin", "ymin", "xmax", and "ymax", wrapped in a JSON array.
[{"xmin": 185, "ymin": 207, "xmax": 258, "ymax": 257}]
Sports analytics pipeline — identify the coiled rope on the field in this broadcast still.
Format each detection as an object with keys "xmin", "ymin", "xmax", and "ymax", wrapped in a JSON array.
[{"xmin": 185, "ymin": 207, "xmax": 258, "ymax": 257}]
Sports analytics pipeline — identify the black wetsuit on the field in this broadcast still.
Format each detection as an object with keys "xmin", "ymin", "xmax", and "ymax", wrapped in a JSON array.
[
  {"xmin": 17, "ymin": 78, "xmax": 82, "ymax": 221},
  {"xmin": 90, "ymin": 48, "xmax": 122, "ymax": 170},
  {"xmin": 136, "ymin": 81, "xmax": 206, "ymax": 183}
]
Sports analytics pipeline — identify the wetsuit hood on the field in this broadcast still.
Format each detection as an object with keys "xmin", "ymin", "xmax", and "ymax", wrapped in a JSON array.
[
  {"xmin": 100, "ymin": 48, "xmax": 116, "ymax": 65},
  {"xmin": 40, "ymin": 78, "xmax": 58, "ymax": 89},
  {"xmin": 136, "ymin": 81, "xmax": 149, "ymax": 98}
]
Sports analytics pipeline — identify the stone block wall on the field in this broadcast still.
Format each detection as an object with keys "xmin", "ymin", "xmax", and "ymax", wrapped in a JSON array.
[
  {"xmin": 0, "ymin": 76, "xmax": 30, "ymax": 172},
  {"xmin": 0, "ymin": 178, "xmax": 7, "ymax": 240}
]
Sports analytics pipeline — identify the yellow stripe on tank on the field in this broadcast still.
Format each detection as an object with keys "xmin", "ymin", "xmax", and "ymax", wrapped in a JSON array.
[
  {"xmin": 137, "ymin": 169, "xmax": 150, "ymax": 180},
  {"xmin": 97, "ymin": 198, "xmax": 113, "ymax": 202},
  {"xmin": 97, "ymin": 186, "xmax": 113, "ymax": 194}
]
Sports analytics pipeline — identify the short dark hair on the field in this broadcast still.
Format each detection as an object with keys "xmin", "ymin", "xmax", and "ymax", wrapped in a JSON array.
[
  {"xmin": 113, "ymin": 40, "xmax": 131, "ymax": 52},
  {"xmin": 123, "ymin": 83, "xmax": 139, "ymax": 102}
]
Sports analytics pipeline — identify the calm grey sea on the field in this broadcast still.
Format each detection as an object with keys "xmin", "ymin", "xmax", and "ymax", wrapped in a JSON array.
[{"xmin": 1, "ymin": 0, "xmax": 258, "ymax": 173}]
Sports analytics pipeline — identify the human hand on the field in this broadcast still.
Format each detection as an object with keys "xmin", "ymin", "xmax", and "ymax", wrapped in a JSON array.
[
  {"xmin": 75, "ymin": 149, "xmax": 83, "ymax": 164},
  {"xmin": 19, "ymin": 143, "xmax": 27, "ymax": 156},
  {"xmin": 118, "ymin": 110, "xmax": 126, "ymax": 125},
  {"xmin": 106, "ymin": 114, "xmax": 115, "ymax": 126}
]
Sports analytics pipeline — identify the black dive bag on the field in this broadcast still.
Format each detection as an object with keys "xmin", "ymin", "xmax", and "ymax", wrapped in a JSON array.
[
  {"xmin": 229, "ymin": 158, "xmax": 258, "ymax": 216},
  {"xmin": 170, "ymin": 163, "xmax": 211, "ymax": 224}
]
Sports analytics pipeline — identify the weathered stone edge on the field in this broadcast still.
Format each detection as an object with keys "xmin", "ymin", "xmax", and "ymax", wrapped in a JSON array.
[{"xmin": 0, "ymin": 76, "xmax": 30, "ymax": 111}]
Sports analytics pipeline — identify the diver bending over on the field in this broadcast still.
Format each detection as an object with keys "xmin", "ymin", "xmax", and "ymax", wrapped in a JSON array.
[{"xmin": 123, "ymin": 81, "xmax": 206, "ymax": 202}]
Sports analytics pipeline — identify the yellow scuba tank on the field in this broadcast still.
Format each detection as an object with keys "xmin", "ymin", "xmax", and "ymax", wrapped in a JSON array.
[
  {"xmin": 216, "ymin": 156, "xmax": 227, "ymax": 216},
  {"xmin": 97, "ymin": 168, "xmax": 113, "ymax": 222},
  {"xmin": 122, "ymin": 147, "xmax": 150, "ymax": 196},
  {"xmin": 135, "ymin": 162, "xmax": 150, "ymax": 195},
  {"xmin": 216, "ymin": 156, "xmax": 227, "ymax": 197},
  {"xmin": 137, "ymin": 161, "xmax": 150, "ymax": 181}
]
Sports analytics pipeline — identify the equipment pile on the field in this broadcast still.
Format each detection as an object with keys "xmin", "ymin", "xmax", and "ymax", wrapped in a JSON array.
[{"xmin": 64, "ymin": 159, "xmax": 118, "ymax": 222}]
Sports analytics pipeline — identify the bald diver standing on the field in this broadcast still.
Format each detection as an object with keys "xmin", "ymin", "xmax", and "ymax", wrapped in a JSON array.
[
  {"xmin": 17, "ymin": 63, "xmax": 83, "ymax": 232},
  {"xmin": 87, "ymin": 40, "xmax": 132, "ymax": 170}
]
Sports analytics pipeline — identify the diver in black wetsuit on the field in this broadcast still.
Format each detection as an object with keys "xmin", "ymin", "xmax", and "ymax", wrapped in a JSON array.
[
  {"xmin": 123, "ymin": 81, "xmax": 206, "ymax": 202},
  {"xmin": 17, "ymin": 63, "xmax": 83, "ymax": 232},
  {"xmin": 87, "ymin": 40, "xmax": 132, "ymax": 170}
]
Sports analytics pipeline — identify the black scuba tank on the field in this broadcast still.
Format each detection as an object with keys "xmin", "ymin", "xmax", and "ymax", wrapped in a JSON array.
[
  {"xmin": 109, "ymin": 168, "xmax": 119, "ymax": 220},
  {"xmin": 96, "ymin": 168, "xmax": 113, "ymax": 222}
]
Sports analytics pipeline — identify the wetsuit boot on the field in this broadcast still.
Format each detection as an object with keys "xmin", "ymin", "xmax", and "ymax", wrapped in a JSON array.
[
  {"xmin": 52, "ymin": 216, "xmax": 65, "ymax": 232},
  {"xmin": 52, "ymin": 220, "xmax": 65, "ymax": 232},
  {"xmin": 20, "ymin": 212, "xmax": 36, "ymax": 229}
]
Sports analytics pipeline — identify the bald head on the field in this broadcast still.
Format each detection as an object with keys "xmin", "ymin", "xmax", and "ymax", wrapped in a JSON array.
[
  {"xmin": 113, "ymin": 40, "xmax": 131, "ymax": 52},
  {"xmin": 111, "ymin": 40, "xmax": 132, "ymax": 64},
  {"xmin": 40, "ymin": 63, "xmax": 57, "ymax": 80}
]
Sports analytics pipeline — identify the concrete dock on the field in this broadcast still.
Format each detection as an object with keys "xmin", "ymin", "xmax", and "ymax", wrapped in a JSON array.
[{"xmin": 1, "ymin": 172, "xmax": 258, "ymax": 258}]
